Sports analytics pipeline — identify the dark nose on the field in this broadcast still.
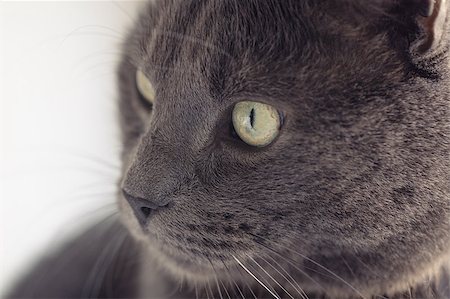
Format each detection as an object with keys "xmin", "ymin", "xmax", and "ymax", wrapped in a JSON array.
[{"xmin": 122, "ymin": 190, "xmax": 168, "ymax": 229}]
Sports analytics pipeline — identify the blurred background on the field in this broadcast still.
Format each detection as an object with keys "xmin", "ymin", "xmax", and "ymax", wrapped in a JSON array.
[{"xmin": 0, "ymin": 2, "xmax": 142, "ymax": 295}]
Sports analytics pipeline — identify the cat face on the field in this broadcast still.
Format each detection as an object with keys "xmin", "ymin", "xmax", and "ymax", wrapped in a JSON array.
[{"xmin": 117, "ymin": 0, "xmax": 450, "ymax": 296}]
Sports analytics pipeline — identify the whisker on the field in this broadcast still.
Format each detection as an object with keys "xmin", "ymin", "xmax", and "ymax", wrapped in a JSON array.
[
  {"xmin": 42, "ymin": 145, "xmax": 120, "ymax": 170},
  {"xmin": 206, "ymin": 279, "xmax": 214, "ymax": 299},
  {"xmin": 63, "ymin": 31, "xmax": 122, "ymax": 41},
  {"xmin": 249, "ymin": 232, "xmax": 366, "ymax": 298},
  {"xmin": 91, "ymin": 230, "xmax": 127, "ymax": 297},
  {"xmin": 207, "ymin": 258, "xmax": 224, "ymax": 299},
  {"xmin": 69, "ymin": 51, "xmax": 124, "ymax": 77},
  {"xmin": 60, "ymin": 24, "xmax": 124, "ymax": 46},
  {"xmin": 215, "ymin": 276, "xmax": 224, "ymax": 299},
  {"xmin": 73, "ymin": 206, "xmax": 119, "ymax": 226},
  {"xmin": 21, "ymin": 213, "xmax": 117, "ymax": 292},
  {"xmin": 233, "ymin": 262, "xmax": 258, "ymax": 299},
  {"xmin": 46, "ymin": 192, "xmax": 116, "ymax": 208},
  {"xmin": 111, "ymin": 1, "xmax": 136, "ymax": 22},
  {"xmin": 219, "ymin": 258, "xmax": 246, "ymax": 299},
  {"xmin": 65, "ymin": 181, "xmax": 118, "ymax": 198},
  {"xmin": 252, "ymin": 236, "xmax": 330, "ymax": 294},
  {"xmin": 340, "ymin": 254, "xmax": 358, "ymax": 281},
  {"xmin": 232, "ymin": 255, "xmax": 280, "ymax": 299},
  {"xmin": 5, "ymin": 164, "xmax": 118, "ymax": 179},
  {"xmin": 219, "ymin": 278, "xmax": 231, "ymax": 299},
  {"xmin": 353, "ymin": 254, "xmax": 383, "ymax": 280},
  {"xmin": 32, "ymin": 200, "xmax": 117, "ymax": 232},
  {"xmin": 195, "ymin": 280, "xmax": 199, "ymax": 299},
  {"xmin": 177, "ymin": 277, "xmax": 184, "ymax": 294},
  {"xmin": 73, "ymin": 71, "xmax": 124, "ymax": 86},
  {"xmin": 247, "ymin": 255, "xmax": 295, "ymax": 299},
  {"xmin": 81, "ymin": 220, "xmax": 125, "ymax": 297},
  {"xmin": 73, "ymin": 60, "xmax": 123, "ymax": 81},
  {"xmin": 48, "ymin": 165, "xmax": 118, "ymax": 178},
  {"xmin": 104, "ymin": 233, "xmax": 140, "ymax": 296},
  {"xmin": 244, "ymin": 256, "xmax": 281, "ymax": 299},
  {"xmin": 264, "ymin": 255, "xmax": 310, "ymax": 299},
  {"xmin": 53, "ymin": 191, "xmax": 117, "ymax": 206}
]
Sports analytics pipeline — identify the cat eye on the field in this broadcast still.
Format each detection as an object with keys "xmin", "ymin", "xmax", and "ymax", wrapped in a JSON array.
[
  {"xmin": 136, "ymin": 69, "xmax": 155, "ymax": 104},
  {"xmin": 232, "ymin": 101, "xmax": 281, "ymax": 147}
]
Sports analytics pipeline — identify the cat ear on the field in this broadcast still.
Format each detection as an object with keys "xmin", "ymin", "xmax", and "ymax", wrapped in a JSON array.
[
  {"xmin": 369, "ymin": 0, "xmax": 448, "ymax": 53},
  {"xmin": 355, "ymin": 0, "xmax": 447, "ymax": 53},
  {"xmin": 415, "ymin": 0, "xmax": 448, "ymax": 53},
  {"xmin": 391, "ymin": 0, "xmax": 449, "ymax": 54}
]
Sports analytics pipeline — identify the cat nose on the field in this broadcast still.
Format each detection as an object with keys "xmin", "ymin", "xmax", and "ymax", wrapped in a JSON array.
[{"xmin": 122, "ymin": 190, "xmax": 168, "ymax": 228}]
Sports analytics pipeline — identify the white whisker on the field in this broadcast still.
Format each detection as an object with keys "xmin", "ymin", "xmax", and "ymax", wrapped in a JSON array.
[
  {"xmin": 249, "ymin": 233, "xmax": 366, "ymax": 298},
  {"xmin": 212, "ymin": 269, "xmax": 224, "ymax": 299},
  {"xmin": 232, "ymin": 255, "xmax": 281, "ymax": 299},
  {"xmin": 247, "ymin": 255, "xmax": 295, "ymax": 299},
  {"xmin": 194, "ymin": 280, "xmax": 199, "ymax": 299},
  {"xmin": 219, "ymin": 279, "xmax": 231, "ymax": 299},
  {"xmin": 220, "ymin": 259, "xmax": 246, "ymax": 299},
  {"xmin": 206, "ymin": 279, "xmax": 214, "ymax": 299},
  {"xmin": 232, "ymin": 262, "xmax": 257, "ymax": 298},
  {"xmin": 111, "ymin": 1, "xmax": 135, "ymax": 22},
  {"xmin": 245, "ymin": 259, "xmax": 280, "ymax": 298},
  {"xmin": 253, "ymin": 237, "xmax": 330, "ymax": 294},
  {"xmin": 263, "ymin": 255, "xmax": 309, "ymax": 299}
]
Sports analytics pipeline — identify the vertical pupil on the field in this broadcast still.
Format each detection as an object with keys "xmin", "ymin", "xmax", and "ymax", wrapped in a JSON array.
[{"xmin": 249, "ymin": 108, "xmax": 255, "ymax": 128}]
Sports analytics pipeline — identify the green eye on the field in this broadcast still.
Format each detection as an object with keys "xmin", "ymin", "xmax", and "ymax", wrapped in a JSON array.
[
  {"xmin": 136, "ymin": 69, "xmax": 155, "ymax": 104},
  {"xmin": 232, "ymin": 101, "xmax": 281, "ymax": 147}
]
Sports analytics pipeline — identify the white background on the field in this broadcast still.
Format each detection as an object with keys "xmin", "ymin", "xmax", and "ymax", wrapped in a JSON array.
[{"xmin": 0, "ymin": 2, "xmax": 142, "ymax": 295}]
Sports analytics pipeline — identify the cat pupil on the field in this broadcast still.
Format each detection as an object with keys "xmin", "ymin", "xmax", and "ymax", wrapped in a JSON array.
[
  {"xmin": 249, "ymin": 108, "xmax": 255, "ymax": 128},
  {"xmin": 140, "ymin": 207, "xmax": 152, "ymax": 218}
]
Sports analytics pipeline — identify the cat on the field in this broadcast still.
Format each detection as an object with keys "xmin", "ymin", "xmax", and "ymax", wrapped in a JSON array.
[{"xmin": 6, "ymin": 0, "xmax": 450, "ymax": 298}]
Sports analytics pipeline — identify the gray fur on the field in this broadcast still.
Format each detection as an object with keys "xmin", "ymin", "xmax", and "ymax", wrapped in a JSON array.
[
  {"xmin": 118, "ymin": 0, "xmax": 450, "ymax": 297},
  {"xmin": 6, "ymin": 0, "xmax": 450, "ymax": 298}
]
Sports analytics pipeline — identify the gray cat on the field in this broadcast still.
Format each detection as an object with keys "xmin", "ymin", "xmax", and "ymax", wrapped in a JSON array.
[{"xmin": 6, "ymin": 0, "xmax": 450, "ymax": 298}]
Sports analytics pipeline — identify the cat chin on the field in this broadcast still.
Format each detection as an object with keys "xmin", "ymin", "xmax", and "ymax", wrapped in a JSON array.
[
  {"xmin": 148, "ymin": 251, "xmax": 450, "ymax": 298},
  {"xmin": 119, "ymin": 199, "xmax": 450, "ymax": 297},
  {"xmin": 302, "ymin": 254, "xmax": 450, "ymax": 299},
  {"xmin": 143, "ymin": 243, "xmax": 219, "ymax": 282},
  {"xmin": 378, "ymin": 254, "xmax": 450, "ymax": 298}
]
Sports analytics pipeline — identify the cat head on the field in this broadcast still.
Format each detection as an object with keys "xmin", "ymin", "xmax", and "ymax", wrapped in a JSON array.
[{"xmin": 117, "ymin": 0, "xmax": 450, "ymax": 296}]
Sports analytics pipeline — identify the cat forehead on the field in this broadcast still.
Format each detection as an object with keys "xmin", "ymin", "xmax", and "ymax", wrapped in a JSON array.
[
  {"xmin": 128, "ymin": 0, "xmax": 402, "ymax": 102},
  {"xmin": 134, "ymin": 1, "xmax": 315, "ymax": 74},
  {"xmin": 134, "ymin": 0, "xmax": 387, "ymax": 57},
  {"xmin": 136, "ymin": 0, "xmax": 330, "ymax": 63}
]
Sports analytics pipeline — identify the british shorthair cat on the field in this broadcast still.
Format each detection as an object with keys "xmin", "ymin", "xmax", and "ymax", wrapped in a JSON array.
[{"xmin": 7, "ymin": 0, "xmax": 450, "ymax": 298}]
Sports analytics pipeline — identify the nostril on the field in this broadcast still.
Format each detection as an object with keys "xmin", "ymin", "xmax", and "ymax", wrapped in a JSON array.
[
  {"xmin": 140, "ymin": 206, "xmax": 152, "ymax": 219},
  {"xmin": 122, "ymin": 189, "xmax": 160, "ymax": 229},
  {"xmin": 121, "ymin": 188, "xmax": 173, "ymax": 230}
]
